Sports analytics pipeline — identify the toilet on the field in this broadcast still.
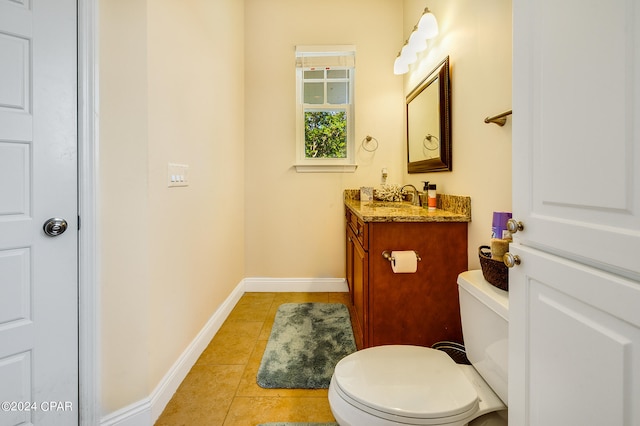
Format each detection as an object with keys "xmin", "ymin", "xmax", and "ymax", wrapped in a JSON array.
[{"xmin": 328, "ymin": 270, "xmax": 508, "ymax": 425}]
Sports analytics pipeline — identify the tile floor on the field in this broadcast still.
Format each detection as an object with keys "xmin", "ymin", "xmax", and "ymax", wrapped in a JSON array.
[{"xmin": 155, "ymin": 291, "xmax": 357, "ymax": 426}]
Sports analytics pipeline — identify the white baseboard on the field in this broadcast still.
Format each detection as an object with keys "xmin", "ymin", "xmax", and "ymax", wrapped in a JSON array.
[
  {"xmin": 100, "ymin": 400, "xmax": 152, "ymax": 426},
  {"xmin": 100, "ymin": 280, "xmax": 245, "ymax": 426},
  {"xmin": 244, "ymin": 277, "xmax": 348, "ymax": 292},
  {"xmin": 100, "ymin": 277, "xmax": 347, "ymax": 425},
  {"xmin": 148, "ymin": 280, "xmax": 246, "ymax": 424}
]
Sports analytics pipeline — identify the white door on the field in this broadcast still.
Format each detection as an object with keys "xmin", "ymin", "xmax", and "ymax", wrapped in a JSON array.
[
  {"xmin": 0, "ymin": 1, "xmax": 78, "ymax": 425},
  {"xmin": 511, "ymin": 0, "xmax": 640, "ymax": 424}
]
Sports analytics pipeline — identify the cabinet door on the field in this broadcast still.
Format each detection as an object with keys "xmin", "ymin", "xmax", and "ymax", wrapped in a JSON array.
[
  {"xmin": 346, "ymin": 226, "xmax": 354, "ymax": 300},
  {"xmin": 351, "ymin": 231, "xmax": 368, "ymax": 348},
  {"xmin": 512, "ymin": 0, "xmax": 640, "ymax": 278},
  {"xmin": 509, "ymin": 245, "xmax": 640, "ymax": 425}
]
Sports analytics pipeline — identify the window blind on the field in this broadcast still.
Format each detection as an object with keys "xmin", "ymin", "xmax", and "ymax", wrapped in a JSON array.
[{"xmin": 295, "ymin": 45, "xmax": 356, "ymax": 69}]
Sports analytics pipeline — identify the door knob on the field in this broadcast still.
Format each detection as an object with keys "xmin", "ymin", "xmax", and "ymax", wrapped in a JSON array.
[
  {"xmin": 503, "ymin": 252, "xmax": 521, "ymax": 268},
  {"xmin": 43, "ymin": 218, "xmax": 68, "ymax": 237},
  {"xmin": 506, "ymin": 218, "xmax": 524, "ymax": 233}
]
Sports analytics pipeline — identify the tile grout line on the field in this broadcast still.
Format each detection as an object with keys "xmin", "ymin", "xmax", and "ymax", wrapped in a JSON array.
[{"xmin": 223, "ymin": 296, "xmax": 275, "ymax": 425}]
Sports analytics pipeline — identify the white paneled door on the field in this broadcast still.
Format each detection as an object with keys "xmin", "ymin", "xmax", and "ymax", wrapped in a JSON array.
[
  {"xmin": 511, "ymin": 0, "xmax": 640, "ymax": 424},
  {"xmin": 0, "ymin": 1, "xmax": 78, "ymax": 425},
  {"xmin": 512, "ymin": 0, "xmax": 640, "ymax": 280}
]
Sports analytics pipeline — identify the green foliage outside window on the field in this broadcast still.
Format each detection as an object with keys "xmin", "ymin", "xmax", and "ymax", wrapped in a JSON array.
[{"xmin": 304, "ymin": 111, "xmax": 347, "ymax": 158}]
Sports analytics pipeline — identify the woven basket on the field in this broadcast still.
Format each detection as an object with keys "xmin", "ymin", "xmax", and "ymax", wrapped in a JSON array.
[{"xmin": 478, "ymin": 245, "xmax": 509, "ymax": 291}]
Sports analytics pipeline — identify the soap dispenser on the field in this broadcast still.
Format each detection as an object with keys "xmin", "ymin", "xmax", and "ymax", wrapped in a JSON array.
[
  {"xmin": 421, "ymin": 182, "xmax": 429, "ymax": 208},
  {"xmin": 427, "ymin": 183, "xmax": 437, "ymax": 211}
]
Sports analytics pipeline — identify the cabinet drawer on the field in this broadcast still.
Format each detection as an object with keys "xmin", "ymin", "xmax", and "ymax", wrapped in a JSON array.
[
  {"xmin": 346, "ymin": 209, "xmax": 367, "ymax": 249},
  {"xmin": 354, "ymin": 219, "xmax": 366, "ymax": 247}
]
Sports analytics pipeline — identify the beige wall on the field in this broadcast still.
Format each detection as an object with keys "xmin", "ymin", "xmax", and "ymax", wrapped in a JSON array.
[
  {"xmin": 99, "ymin": 0, "xmax": 151, "ymax": 411},
  {"xmin": 244, "ymin": 0, "xmax": 405, "ymax": 278},
  {"xmin": 402, "ymin": 0, "xmax": 513, "ymax": 268},
  {"xmin": 99, "ymin": 0, "xmax": 245, "ymax": 414}
]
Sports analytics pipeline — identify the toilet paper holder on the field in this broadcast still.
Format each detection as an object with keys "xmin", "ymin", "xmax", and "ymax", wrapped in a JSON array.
[{"xmin": 382, "ymin": 250, "xmax": 422, "ymax": 264}]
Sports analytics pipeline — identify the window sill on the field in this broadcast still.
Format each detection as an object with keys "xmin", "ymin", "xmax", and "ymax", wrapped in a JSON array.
[{"xmin": 294, "ymin": 164, "xmax": 358, "ymax": 173}]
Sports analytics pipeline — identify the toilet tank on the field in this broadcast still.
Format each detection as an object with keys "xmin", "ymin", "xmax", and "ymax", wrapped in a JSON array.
[{"xmin": 457, "ymin": 270, "xmax": 508, "ymax": 405}]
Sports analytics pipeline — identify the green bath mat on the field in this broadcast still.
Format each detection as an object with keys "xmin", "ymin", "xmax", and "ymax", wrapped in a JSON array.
[{"xmin": 257, "ymin": 302, "xmax": 356, "ymax": 389}]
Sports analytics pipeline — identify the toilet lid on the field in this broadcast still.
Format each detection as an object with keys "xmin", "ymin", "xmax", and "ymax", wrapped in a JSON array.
[{"xmin": 333, "ymin": 345, "xmax": 478, "ymax": 421}]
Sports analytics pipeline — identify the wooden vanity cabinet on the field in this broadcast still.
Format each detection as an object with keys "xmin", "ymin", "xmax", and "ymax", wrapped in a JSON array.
[{"xmin": 345, "ymin": 208, "xmax": 466, "ymax": 349}]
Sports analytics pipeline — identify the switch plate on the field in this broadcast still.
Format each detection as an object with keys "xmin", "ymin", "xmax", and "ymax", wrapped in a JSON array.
[{"xmin": 168, "ymin": 163, "xmax": 189, "ymax": 187}]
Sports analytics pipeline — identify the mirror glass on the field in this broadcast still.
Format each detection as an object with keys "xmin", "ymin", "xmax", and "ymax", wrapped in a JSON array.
[{"xmin": 406, "ymin": 56, "xmax": 451, "ymax": 173}]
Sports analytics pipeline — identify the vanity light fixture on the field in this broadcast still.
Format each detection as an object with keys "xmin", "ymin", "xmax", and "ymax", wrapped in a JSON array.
[{"xmin": 393, "ymin": 7, "xmax": 439, "ymax": 75}]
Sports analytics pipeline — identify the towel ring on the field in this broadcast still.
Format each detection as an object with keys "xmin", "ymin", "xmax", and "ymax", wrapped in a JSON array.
[
  {"xmin": 423, "ymin": 134, "xmax": 439, "ymax": 150},
  {"xmin": 361, "ymin": 135, "xmax": 379, "ymax": 152}
]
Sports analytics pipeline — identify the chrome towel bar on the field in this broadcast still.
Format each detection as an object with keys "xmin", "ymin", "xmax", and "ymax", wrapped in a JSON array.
[{"xmin": 484, "ymin": 109, "xmax": 512, "ymax": 126}]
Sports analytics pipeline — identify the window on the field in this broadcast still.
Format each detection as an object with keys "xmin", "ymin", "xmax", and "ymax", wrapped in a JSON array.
[{"xmin": 295, "ymin": 45, "xmax": 357, "ymax": 172}]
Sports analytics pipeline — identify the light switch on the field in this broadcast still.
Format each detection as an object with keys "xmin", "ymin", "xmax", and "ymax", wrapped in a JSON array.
[{"xmin": 168, "ymin": 163, "xmax": 189, "ymax": 187}]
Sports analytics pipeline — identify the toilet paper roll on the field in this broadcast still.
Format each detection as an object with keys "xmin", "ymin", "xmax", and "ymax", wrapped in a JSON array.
[{"xmin": 391, "ymin": 251, "xmax": 418, "ymax": 273}]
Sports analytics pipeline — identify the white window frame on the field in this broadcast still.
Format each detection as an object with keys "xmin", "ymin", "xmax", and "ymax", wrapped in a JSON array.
[{"xmin": 295, "ymin": 45, "xmax": 357, "ymax": 173}]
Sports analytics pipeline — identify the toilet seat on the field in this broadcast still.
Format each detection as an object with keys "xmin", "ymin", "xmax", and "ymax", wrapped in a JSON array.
[{"xmin": 331, "ymin": 345, "xmax": 479, "ymax": 425}]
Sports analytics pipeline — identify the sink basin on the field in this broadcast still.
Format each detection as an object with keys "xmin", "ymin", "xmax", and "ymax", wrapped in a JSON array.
[{"xmin": 365, "ymin": 201, "xmax": 415, "ymax": 208}]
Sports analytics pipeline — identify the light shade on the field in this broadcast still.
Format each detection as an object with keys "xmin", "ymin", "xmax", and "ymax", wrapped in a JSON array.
[
  {"xmin": 408, "ymin": 26, "xmax": 428, "ymax": 53},
  {"xmin": 417, "ymin": 8, "xmax": 439, "ymax": 39},
  {"xmin": 393, "ymin": 54, "xmax": 409, "ymax": 75},
  {"xmin": 401, "ymin": 43, "xmax": 418, "ymax": 65}
]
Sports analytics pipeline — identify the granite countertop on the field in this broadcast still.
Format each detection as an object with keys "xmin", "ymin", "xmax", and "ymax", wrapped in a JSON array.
[{"xmin": 344, "ymin": 189, "xmax": 471, "ymax": 223}]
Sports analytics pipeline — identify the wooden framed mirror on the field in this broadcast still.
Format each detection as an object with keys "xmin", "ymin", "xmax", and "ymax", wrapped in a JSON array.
[{"xmin": 406, "ymin": 56, "xmax": 451, "ymax": 173}]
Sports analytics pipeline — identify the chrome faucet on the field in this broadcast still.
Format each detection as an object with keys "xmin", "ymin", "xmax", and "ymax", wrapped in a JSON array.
[{"xmin": 400, "ymin": 184, "xmax": 421, "ymax": 206}]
